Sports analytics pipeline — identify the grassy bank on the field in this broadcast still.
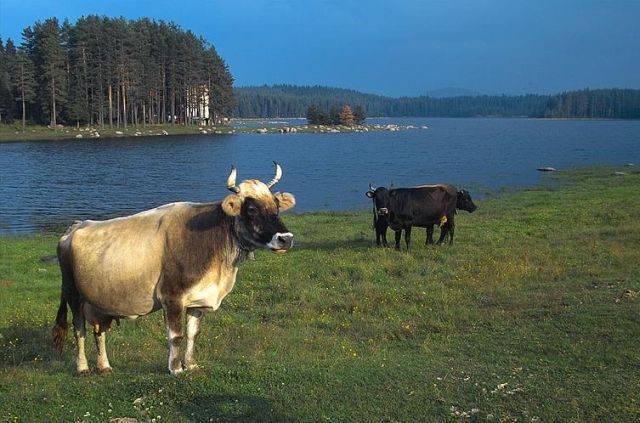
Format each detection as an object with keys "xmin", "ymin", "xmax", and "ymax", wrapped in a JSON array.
[
  {"xmin": 0, "ymin": 121, "xmax": 415, "ymax": 142},
  {"xmin": 0, "ymin": 123, "xmax": 233, "ymax": 142},
  {"xmin": 1, "ymin": 167, "xmax": 639, "ymax": 422}
]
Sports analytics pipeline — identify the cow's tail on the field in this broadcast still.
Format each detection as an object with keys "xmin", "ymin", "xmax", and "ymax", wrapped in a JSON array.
[{"xmin": 52, "ymin": 293, "xmax": 68, "ymax": 354}]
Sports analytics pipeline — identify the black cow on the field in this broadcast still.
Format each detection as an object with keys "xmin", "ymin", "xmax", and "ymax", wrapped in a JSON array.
[
  {"xmin": 425, "ymin": 189, "xmax": 477, "ymax": 245},
  {"xmin": 366, "ymin": 184, "xmax": 476, "ymax": 250},
  {"xmin": 368, "ymin": 183, "xmax": 390, "ymax": 247}
]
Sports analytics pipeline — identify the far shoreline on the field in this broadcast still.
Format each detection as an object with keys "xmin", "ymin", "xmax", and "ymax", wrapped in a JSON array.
[
  {"xmin": 0, "ymin": 120, "xmax": 427, "ymax": 143},
  {"xmin": 4, "ymin": 116, "xmax": 638, "ymax": 143}
]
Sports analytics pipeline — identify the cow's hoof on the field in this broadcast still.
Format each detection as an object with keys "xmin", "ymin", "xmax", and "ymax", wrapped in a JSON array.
[
  {"xmin": 97, "ymin": 366, "xmax": 113, "ymax": 375},
  {"xmin": 76, "ymin": 369, "xmax": 91, "ymax": 377},
  {"xmin": 169, "ymin": 366, "xmax": 185, "ymax": 376},
  {"xmin": 185, "ymin": 363, "xmax": 200, "ymax": 371}
]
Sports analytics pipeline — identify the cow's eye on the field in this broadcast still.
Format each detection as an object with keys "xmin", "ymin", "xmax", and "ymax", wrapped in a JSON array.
[{"xmin": 247, "ymin": 205, "xmax": 259, "ymax": 216}]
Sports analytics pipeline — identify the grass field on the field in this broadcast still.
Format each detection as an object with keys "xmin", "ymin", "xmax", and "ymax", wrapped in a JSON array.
[
  {"xmin": 0, "ymin": 123, "xmax": 230, "ymax": 143},
  {"xmin": 0, "ymin": 122, "xmax": 382, "ymax": 142},
  {"xmin": 1, "ymin": 167, "xmax": 639, "ymax": 422}
]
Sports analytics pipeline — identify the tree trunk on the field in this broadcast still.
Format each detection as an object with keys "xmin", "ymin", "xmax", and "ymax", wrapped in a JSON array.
[
  {"xmin": 98, "ymin": 63, "xmax": 104, "ymax": 128},
  {"xmin": 161, "ymin": 67, "xmax": 166, "ymax": 124},
  {"xmin": 122, "ymin": 81, "xmax": 127, "ymax": 128},
  {"xmin": 108, "ymin": 84, "xmax": 113, "ymax": 128},
  {"xmin": 116, "ymin": 86, "xmax": 120, "ymax": 128},
  {"xmin": 21, "ymin": 62, "xmax": 26, "ymax": 132},
  {"xmin": 51, "ymin": 72, "xmax": 57, "ymax": 128},
  {"xmin": 171, "ymin": 89, "xmax": 175, "ymax": 126}
]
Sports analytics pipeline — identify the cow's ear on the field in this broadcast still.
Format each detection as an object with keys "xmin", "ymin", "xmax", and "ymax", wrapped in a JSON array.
[
  {"xmin": 275, "ymin": 192, "xmax": 296, "ymax": 211},
  {"xmin": 366, "ymin": 191, "xmax": 374, "ymax": 198},
  {"xmin": 222, "ymin": 194, "xmax": 242, "ymax": 216}
]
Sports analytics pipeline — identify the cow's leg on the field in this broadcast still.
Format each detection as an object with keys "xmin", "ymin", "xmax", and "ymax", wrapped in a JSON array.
[
  {"xmin": 448, "ymin": 221, "xmax": 456, "ymax": 245},
  {"xmin": 404, "ymin": 226, "xmax": 412, "ymax": 250},
  {"xmin": 83, "ymin": 303, "xmax": 113, "ymax": 373},
  {"xmin": 93, "ymin": 322, "xmax": 113, "ymax": 374},
  {"xmin": 84, "ymin": 305, "xmax": 113, "ymax": 373},
  {"xmin": 426, "ymin": 226, "xmax": 435, "ymax": 245},
  {"xmin": 437, "ymin": 216, "xmax": 455, "ymax": 245},
  {"xmin": 394, "ymin": 230, "xmax": 402, "ymax": 250},
  {"xmin": 184, "ymin": 308, "xmax": 204, "ymax": 370},
  {"xmin": 72, "ymin": 309, "xmax": 89, "ymax": 375},
  {"xmin": 381, "ymin": 229, "xmax": 388, "ymax": 247},
  {"xmin": 163, "ymin": 299, "xmax": 185, "ymax": 375}
]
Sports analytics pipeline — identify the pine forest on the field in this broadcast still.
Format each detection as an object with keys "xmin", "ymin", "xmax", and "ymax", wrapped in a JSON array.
[{"xmin": 0, "ymin": 16, "xmax": 234, "ymax": 130}]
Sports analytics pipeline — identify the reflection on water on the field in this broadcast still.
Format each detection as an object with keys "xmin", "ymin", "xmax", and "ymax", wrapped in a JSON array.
[{"xmin": 1, "ymin": 118, "xmax": 639, "ymax": 234}]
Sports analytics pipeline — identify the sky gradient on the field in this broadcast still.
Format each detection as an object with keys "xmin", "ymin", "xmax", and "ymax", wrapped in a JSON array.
[{"xmin": 1, "ymin": 0, "xmax": 639, "ymax": 97}]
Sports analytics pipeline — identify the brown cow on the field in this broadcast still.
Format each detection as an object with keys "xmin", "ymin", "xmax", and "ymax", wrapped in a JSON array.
[{"xmin": 52, "ymin": 163, "xmax": 295, "ymax": 375}]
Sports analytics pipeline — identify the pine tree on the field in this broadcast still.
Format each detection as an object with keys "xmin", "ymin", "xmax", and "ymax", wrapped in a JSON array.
[
  {"xmin": 339, "ymin": 105, "xmax": 354, "ymax": 126},
  {"xmin": 306, "ymin": 104, "xmax": 321, "ymax": 124},
  {"xmin": 352, "ymin": 105, "xmax": 366, "ymax": 125},
  {"xmin": 31, "ymin": 18, "xmax": 68, "ymax": 128},
  {"xmin": 13, "ymin": 50, "xmax": 37, "ymax": 131},
  {"xmin": 329, "ymin": 105, "xmax": 341, "ymax": 125},
  {"xmin": 0, "ymin": 38, "xmax": 15, "ymax": 122}
]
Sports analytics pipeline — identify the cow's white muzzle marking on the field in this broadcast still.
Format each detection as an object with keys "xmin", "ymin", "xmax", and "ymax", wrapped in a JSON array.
[{"xmin": 267, "ymin": 232, "xmax": 294, "ymax": 253}]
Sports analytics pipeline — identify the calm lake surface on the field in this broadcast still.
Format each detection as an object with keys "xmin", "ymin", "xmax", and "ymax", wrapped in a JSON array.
[{"xmin": 1, "ymin": 117, "xmax": 639, "ymax": 234}]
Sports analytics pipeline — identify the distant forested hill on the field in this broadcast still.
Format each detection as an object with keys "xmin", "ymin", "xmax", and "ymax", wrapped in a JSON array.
[{"xmin": 233, "ymin": 85, "xmax": 640, "ymax": 119}]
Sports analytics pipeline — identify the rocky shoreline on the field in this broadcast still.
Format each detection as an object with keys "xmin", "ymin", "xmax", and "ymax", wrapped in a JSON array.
[{"xmin": 0, "ymin": 121, "xmax": 428, "ymax": 142}]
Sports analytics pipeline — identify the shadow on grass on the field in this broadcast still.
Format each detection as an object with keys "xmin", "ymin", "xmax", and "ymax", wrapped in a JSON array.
[
  {"xmin": 179, "ymin": 394, "xmax": 296, "ymax": 422},
  {"xmin": 0, "ymin": 324, "xmax": 61, "ymax": 370}
]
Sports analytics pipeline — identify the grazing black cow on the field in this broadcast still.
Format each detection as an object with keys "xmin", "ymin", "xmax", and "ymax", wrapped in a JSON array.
[{"xmin": 366, "ymin": 184, "xmax": 476, "ymax": 250}]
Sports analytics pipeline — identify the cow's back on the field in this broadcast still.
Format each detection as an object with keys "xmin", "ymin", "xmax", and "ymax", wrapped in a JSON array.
[
  {"xmin": 63, "ymin": 202, "xmax": 190, "ymax": 317},
  {"xmin": 388, "ymin": 185, "xmax": 457, "ymax": 228}
]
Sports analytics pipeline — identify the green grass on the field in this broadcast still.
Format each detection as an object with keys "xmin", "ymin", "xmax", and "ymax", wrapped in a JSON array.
[
  {"xmin": 1, "ymin": 166, "xmax": 639, "ymax": 422},
  {"xmin": 0, "ymin": 122, "xmax": 384, "ymax": 142},
  {"xmin": 0, "ymin": 123, "xmax": 231, "ymax": 142}
]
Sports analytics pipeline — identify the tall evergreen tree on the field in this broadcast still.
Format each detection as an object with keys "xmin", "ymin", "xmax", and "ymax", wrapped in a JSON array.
[
  {"xmin": 353, "ymin": 105, "xmax": 366, "ymax": 124},
  {"xmin": 31, "ymin": 18, "xmax": 68, "ymax": 127},
  {"xmin": 0, "ymin": 38, "xmax": 15, "ymax": 122},
  {"xmin": 12, "ymin": 49, "xmax": 37, "ymax": 131}
]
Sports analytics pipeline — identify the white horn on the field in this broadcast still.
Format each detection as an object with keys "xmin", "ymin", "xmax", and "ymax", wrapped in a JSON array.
[
  {"xmin": 227, "ymin": 166, "xmax": 240, "ymax": 193},
  {"xmin": 266, "ymin": 161, "xmax": 282, "ymax": 188}
]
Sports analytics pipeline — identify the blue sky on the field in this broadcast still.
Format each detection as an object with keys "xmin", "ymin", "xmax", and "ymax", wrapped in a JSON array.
[{"xmin": 1, "ymin": 0, "xmax": 639, "ymax": 97}]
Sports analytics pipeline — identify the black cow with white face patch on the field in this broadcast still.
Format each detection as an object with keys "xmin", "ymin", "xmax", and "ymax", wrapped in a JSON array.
[{"xmin": 366, "ymin": 184, "xmax": 391, "ymax": 247}]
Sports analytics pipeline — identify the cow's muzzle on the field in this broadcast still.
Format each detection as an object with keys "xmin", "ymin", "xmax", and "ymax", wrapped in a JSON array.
[
  {"xmin": 267, "ymin": 232, "xmax": 294, "ymax": 254},
  {"xmin": 377, "ymin": 208, "xmax": 389, "ymax": 215}
]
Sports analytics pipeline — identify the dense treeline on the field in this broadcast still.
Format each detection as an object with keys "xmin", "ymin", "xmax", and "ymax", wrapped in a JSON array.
[
  {"xmin": 234, "ymin": 85, "xmax": 640, "ymax": 119},
  {"xmin": 0, "ymin": 16, "xmax": 234, "ymax": 129},
  {"xmin": 306, "ymin": 104, "xmax": 366, "ymax": 125},
  {"xmin": 545, "ymin": 89, "xmax": 640, "ymax": 119}
]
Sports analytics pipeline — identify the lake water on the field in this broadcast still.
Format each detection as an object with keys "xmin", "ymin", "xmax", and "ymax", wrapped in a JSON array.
[{"xmin": 1, "ymin": 117, "xmax": 639, "ymax": 234}]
